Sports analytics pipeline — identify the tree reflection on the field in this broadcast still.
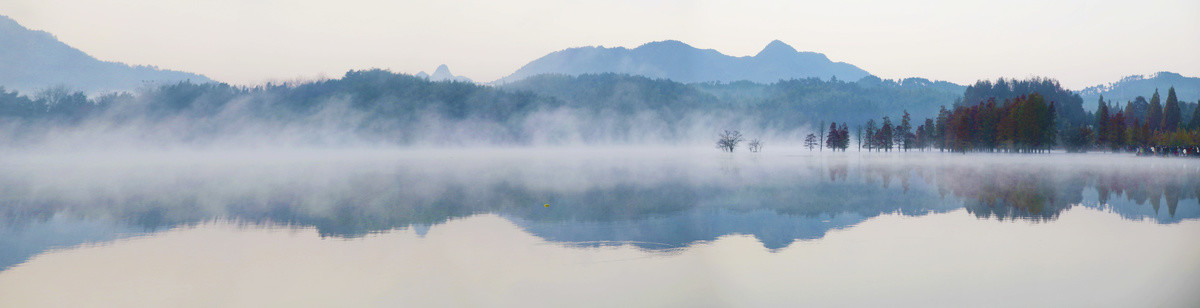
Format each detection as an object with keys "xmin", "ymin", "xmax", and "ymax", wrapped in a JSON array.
[{"xmin": 1, "ymin": 154, "xmax": 1199, "ymax": 270}]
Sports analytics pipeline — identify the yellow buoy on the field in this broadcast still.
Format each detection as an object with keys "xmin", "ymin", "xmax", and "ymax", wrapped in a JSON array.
[{"xmin": 544, "ymin": 204, "xmax": 550, "ymax": 207}]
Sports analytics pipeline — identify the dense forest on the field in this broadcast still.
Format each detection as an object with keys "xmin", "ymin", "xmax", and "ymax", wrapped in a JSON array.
[
  {"xmin": 0, "ymin": 70, "xmax": 967, "ymax": 146},
  {"xmin": 3, "ymin": 71, "xmax": 1197, "ymax": 152},
  {"xmin": 1086, "ymin": 87, "xmax": 1200, "ymax": 152},
  {"xmin": 957, "ymin": 78, "xmax": 1086, "ymax": 129},
  {"xmin": 838, "ymin": 79, "xmax": 1200, "ymax": 154},
  {"xmin": 502, "ymin": 73, "xmax": 963, "ymax": 130},
  {"xmin": 0, "ymin": 70, "xmax": 558, "ymax": 145},
  {"xmin": 695, "ymin": 75, "xmax": 962, "ymax": 126}
]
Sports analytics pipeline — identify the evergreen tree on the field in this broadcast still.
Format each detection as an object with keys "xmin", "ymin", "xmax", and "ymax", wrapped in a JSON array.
[
  {"xmin": 1109, "ymin": 111, "xmax": 1126, "ymax": 151},
  {"xmin": 923, "ymin": 118, "xmax": 935, "ymax": 151},
  {"xmin": 1163, "ymin": 87, "xmax": 1181, "ymax": 131},
  {"xmin": 997, "ymin": 102, "xmax": 1018, "ymax": 151},
  {"xmin": 1189, "ymin": 100, "xmax": 1200, "ymax": 130},
  {"xmin": 898, "ymin": 110, "xmax": 913, "ymax": 151},
  {"xmin": 1045, "ymin": 101, "xmax": 1057, "ymax": 150},
  {"xmin": 1096, "ymin": 96, "xmax": 1109, "ymax": 148},
  {"xmin": 864, "ymin": 119, "xmax": 877, "ymax": 151},
  {"xmin": 1148, "ymin": 89, "xmax": 1163, "ymax": 131},
  {"xmin": 1125, "ymin": 96, "xmax": 1148, "ymax": 126},
  {"xmin": 838, "ymin": 123, "xmax": 850, "ymax": 150},
  {"xmin": 914, "ymin": 125, "xmax": 927, "ymax": 151},
  {"xmin": 826, "ymin": 122, "xmax": 840, "ymax": 150},
  {"xmin": 935, "ymin": 106, "xmax": 949, "ymax": 151},
  {"xmin": 879, "ymin": 116, "xmax": 894, "ymax": 151},
  {"xmin": 978, "ymin": 99, "xmax": 999, "ymax": 150}
]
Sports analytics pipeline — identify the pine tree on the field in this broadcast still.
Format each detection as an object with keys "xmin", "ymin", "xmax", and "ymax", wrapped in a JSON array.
[
  {"xmin": 1148, "ymin": 89, "xmax": 1163, "ymax": 131},
  {"xmin": 936, "ymin": 106, "xmax": 949, "ymax": 151},
  {"xmin": 1190, "ymin": 100, "xmax": 1200, "ymax": 130},
  {"xmin": 1096, "ymin": 96, "xmax": 1109, "ymax": 148},
  {"xmin": 897, "ymin": 110, "xmax": 912, "ymax": 151},
  {"xmin": 879, "ymin": 116, "xmax": 894, "ymax": 151},
  {"xmin": 826, "ymin": 122, "xmax": 840, "ymax": 150},
  {"xmin": 838, "ymin": 123, "xmax": 850, "ymax": 150},
  {"xmin": 864, "ymin": 119, "xmax": 877, "ymax": 151},
  {"xmin": 923, "ymin": 118, "xmax": 935, "ymax": 151},
  {"xmin": 1110, "ymin": 111, "xmax": 1126, "ymax": 151},
  {"xmin": 1163, "ymin": 87, "xmax": 1181, "ymax": 131},
  {"xmin": 1045, "ymin": 101, "xmax": 1057, "ymax": 150}
]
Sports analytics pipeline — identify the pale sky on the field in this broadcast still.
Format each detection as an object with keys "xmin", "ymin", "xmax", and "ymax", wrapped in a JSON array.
[{"xmin": 2, "ymin": 0, "xmax": 1197, "ymax": 89}]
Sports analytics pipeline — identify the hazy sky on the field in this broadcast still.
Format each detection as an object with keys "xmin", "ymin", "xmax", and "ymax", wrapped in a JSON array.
[{"xmin": 2, "ymin": 0, "xmax": 1197, "ymax": 89}]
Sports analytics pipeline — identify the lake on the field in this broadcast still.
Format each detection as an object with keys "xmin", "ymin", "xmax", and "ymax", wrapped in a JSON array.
[{"xmin": 1, "ymin": 147, "xmax": 1198, "ymax": 307}]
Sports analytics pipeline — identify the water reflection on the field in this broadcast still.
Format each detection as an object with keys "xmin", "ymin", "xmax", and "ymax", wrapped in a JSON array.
[{"xmin": 1, "ymin": 149, "xmax": 1198, "ymax": 271}]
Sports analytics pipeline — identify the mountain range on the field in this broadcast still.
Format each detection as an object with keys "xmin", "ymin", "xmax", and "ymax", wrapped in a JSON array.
[
  {"xmin": 0, "ymin": 15, "xmax": 210, "ymax": 94},
  {"xmin": 1, "ymin": 14, "xmax": 1197, "ymax": 113},
  {"xmin": 494, "ymin": 40, "xmax": 872, "ymax": 84}
]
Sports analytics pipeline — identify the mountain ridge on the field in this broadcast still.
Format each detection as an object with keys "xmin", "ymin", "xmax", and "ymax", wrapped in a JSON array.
[
  {"xmin": 1079, "ymin": 71, "xmax": 1200, "ymax": 109},
  {"xmin": 0, "ymin": 15, "xmax": 211, "ymax": 93},
  {"xmin": 494, "ymin": 40, "xmax": 872, "ymax": 84}
]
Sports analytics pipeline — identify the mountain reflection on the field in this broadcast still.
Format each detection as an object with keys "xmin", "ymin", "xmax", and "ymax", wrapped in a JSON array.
[{"xmin": 1, "ymin": 151, "xmax": 1198, "ymax": 270}]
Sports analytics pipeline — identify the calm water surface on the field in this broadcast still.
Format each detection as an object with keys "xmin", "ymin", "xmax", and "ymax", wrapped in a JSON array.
[{"xmin": 0, "ymin": 147, "xmax": 1198, "ymax": 307}]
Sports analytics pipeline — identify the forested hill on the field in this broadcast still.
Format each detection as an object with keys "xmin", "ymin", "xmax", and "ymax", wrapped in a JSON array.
[
  {"xmin": 0, "ymin": 15, "xmax": 211, "ymax": 93},
  {"xmin": 753, "ymin": 76, "xmax": 963, "ymax": 125},
  {"xmin": 503, "ymin": 73, "xmax": 962, "ymax": 128},
  {"xmin": 498, "ymin": 73, "xmax": 732, "ymax": 117}
]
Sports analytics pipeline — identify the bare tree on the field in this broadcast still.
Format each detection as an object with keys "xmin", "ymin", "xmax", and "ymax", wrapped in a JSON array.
[
  {"xmin": 748, "ymin": 139, "xmax": 762, "ymax": 152},
  {"xmin": 804, "ymin": 133, "xmax": 818, "ymax": 150},
  {"xmin": 855, "ymin": 125, "xmax": 863, "ymax": 151},
  {"xmin": 717, "ymin": 130, "xmax": 743, "ymax": 152}
]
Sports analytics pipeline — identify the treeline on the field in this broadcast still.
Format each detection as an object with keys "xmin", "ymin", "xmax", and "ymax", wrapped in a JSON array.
[
  {"xmin": 0, "ymin": 70, "xmax": 560, "ymax": 144},
  {"xmin": 2, "ymin": 70, "xmax": 969, "ymax": 145},
  {"xmin": 1, "ymin": 69, "xmax": 555, "ymax": 123},
  {"xmin": 959, "ymin": 77, "xmax": 1086, "ymax": 128},
  {"xmin": 0, "ymin": 85, "xmax": 129, "ymax": 123},
  {"xmin": 505, "ymin": 73, "xmax": 964, "ymax": 132},
  {"xmin": 748, "ymin": 76, "xmax": 961, "ymax": 126},
  {"xmin": 832, "ymin": 78, "xmax": 1199, "ymax": 154},
  {"xmin": 939, "ymin": 93, "xmax": 1058, "ymax": 153},
  {"xmin": 857, "ymin": 111, "xmax": 922, "ymax": 152},
  {"xmin": 1088, "ymin": 87, "xmax": 1200, "ymax": 152}
]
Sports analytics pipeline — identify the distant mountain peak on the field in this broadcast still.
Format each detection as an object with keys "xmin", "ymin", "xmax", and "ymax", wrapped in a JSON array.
[
  {"xmin": 756, "ymin": 40, "xmax": 798, "ymax": 57},
  {"xmin": 427, "ymin": 64, "xmax": 472, "ymax": 83},
  {"xmin": 432, "ymin": 64, "xmax": 452, "ymax": 76}
]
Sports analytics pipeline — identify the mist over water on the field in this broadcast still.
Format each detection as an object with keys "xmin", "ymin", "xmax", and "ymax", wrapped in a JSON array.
[
  {"xmin": 3, "ymin": 146, "xmax": 1198, "ymax": 265},
  {"xmin": 3, "ymin": 4, "xmax": 1199, "ymax": 305},
  {"xmin": 2, "ymin": 145, "xmax": 1200, "ymax": 304}
]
